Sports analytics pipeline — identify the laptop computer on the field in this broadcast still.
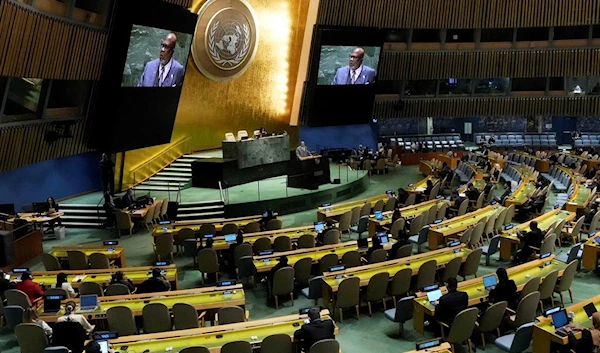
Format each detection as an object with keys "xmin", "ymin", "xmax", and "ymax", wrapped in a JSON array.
[
  {"xmin": 374, "ymin": 211, "xmax": 383, "ymax": 221},
  {"xmin": 376, "ymin": 233, "xmax": 389, "ymax": 244},
  {"xmin": 544, "ymin": 306, "xmax": 561, "ymax": 317},
  {"xmin": 584, "ymin": 303, "xmax": 597, "ymax": 318},
  {"xmin": 314, "ymin": 222, "xmax": 325, "ymax": 233},
  {"xmin": 98, "ymin": 340, "xmax": 110, "ymax": 353},
  {"xmin": 78, "ymin": 294, "xmax": 99, "ymax": 313},
  {"xmin": 552, "ymin": 309, "xmax": 570, "ymax": 335},
  {"xmin": 483, "ymin": 275, "xmax": 497, "ymax": 290},
  {"xmin": 426, "ymin": 289, "xmax": 443, "ymax": 305},
  {"xmin": 224, "ymin": 234, "xmax": 237, "ymax": 244},
  {"xmin": 44, "ymin": 295, "xmax": 64, "ymax": 313}
]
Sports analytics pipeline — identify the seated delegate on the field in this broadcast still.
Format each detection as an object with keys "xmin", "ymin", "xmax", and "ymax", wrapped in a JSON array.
[
  {"xmin": 137, "ymin": 268, "xmax": 171, "ymax": 294},
  {"xmin": 51, "ymin": 272, "xmax": 76, "ymax": 298},
  {"xmin": 16, "ymin": 272, "xmax": 44, "ymax": 302},
  {"xmin": 56, "ymin": 301, "xmax": 95, "ymax": 333},
  {"xmin": 294, "ymin": 307, "xmax": 335, "ymax": 352}
]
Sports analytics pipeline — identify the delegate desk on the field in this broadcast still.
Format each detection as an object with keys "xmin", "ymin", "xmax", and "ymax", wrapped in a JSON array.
[
  {"xmin": 49, "ymin": 245, "xmax": 126, "ymax": 267},
  {"xmin": 39, "ymin": 285, "xmax": 244, "ymax": 323},
  {"xmin": 11, "ymin": 265, "xmax": 178, "ymax": 289},
  {"xmin": 518, "ymin": 152, "xmax": 550, "ymax": 173},
  {"xmin": 322, "ymin": 245, "xmax": 472, "ymax": 304},
  {"xmin": 428, "ymin": 205, "xmax": 504, "ymax": 250},
  {"xmin": 153, "ymin": 215, "xmax": 266, "ymax": 237},
  {"xmin": 499, "ymin": 210, "xmax": 575, "ymax": 261},
  {"xmin": 208, "ymin": 226, "xmax": 315, "ymax": 252},
  {"xmin": 108, "ymin": 310, "xmax": 338, "ymax": 353},
  {"xmin": 407, "ymin": 176, "xmax": 439, "ymax": 194},
  {"xmin": 419, "ymin": 160, "xmax": 435, "ymax": 176},
  {"xmin": 565, "ymin": 182, "xmax": 594, "ymax": 214},
  {"xmin": 405, "ymin": 342, "xmax": 452, "ymax": 353},
  {"xmin": 125, "ymin": 203, "xmax": 153, "ymax": 219},
  {"xmin": 504, "ymin": 182, "xmax": 536, "ymax": 207},
  {"xmin": 513, "ymin": 165, "xmax": 537, "ymax": 182},
  {"xmin": 253, "ymin": 239, "xmax": 396, "ymax": 273},
  {"xmin": 438, "ymin": 154, "xmax": 460, "ymax": 169},
  {"xmin": 533, "ymin": 294, "xmax": 600, "ymax": 353},
  {"xmin": 10, "ymin": 212, "xmax": 64, "ymax": 229},
  {"xmin": 567, "ymin": 153, "xmax": 600, "ymax": 170},
  {"xmin": 368, "ymin": 199, "xmax": 450, "ymax": 237},
  {"xmin": 582, "ymin": 232, "xmax": 600, "ymax": 270},
  {"xmin": 317, "ymin": 194, "xmax": 389, "ymax": 221},
  {"xmin": 413, "ymin": 256, "xmax": 568, "ymax": 333}
]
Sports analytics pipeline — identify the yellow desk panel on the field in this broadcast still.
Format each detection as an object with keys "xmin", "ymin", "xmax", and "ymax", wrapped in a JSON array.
[
  {"xmin": 203, "ymin": 226, "xmax": 316, "ymax": 251},
  {"xmin": 153, "ymin": 215, "xmax": 264, "ymax": 237},
  {"xmin": 11, "ymin": 212, "xmax": 64, "ymax": 224},
  {"xmin": 49, "ymin": 247, "xmax": 126, "ymax": 266},
  {"xmin": 505, "ymin": 182, "xmax": 536, "ymax": 206},
  {"xmin": 368, "ymin": 199, "xmax": 449, "ymax": 236},
  {"xmin": 428, "ymin": 205, "xmax": 503, "ymax": 249},
  {"xmin": 407, "ymin": 176, "xmax": 438, "ymax": 194},
  {"xmin": 420, "ymin": 160, "xmax": 435, "ymax": 175},
  {"xmin": 317, "ymin": 194, "xmax": 388, "ymax": 221},
  {"xmin": 566, "ymin": 183, "xmax": 593, "ymax": 212},
  {"xmin": 582, "ymin": 233, "xmax": 600, "ymax": 270}
]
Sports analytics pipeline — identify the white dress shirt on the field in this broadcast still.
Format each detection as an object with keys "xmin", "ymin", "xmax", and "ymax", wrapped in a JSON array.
[
  {"xmin": 350, "ymin": 65, "xmax": 363, "ymax": 84},
  {"xmin": 51, "ymin": 282, "xmax": 76, "ymax": 298},
  {"xmin": 56, "ymin": 313, "xmax": 95, "ymax": 332},
  {"xmin": 159, "ymin": 58, "xmax": 173, "ymax": 86}
]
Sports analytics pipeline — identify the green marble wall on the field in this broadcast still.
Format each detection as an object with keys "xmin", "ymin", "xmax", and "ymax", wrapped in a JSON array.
[{"xmin": 222, "ymin": 135, "xmax": 291, "ymax": 169}]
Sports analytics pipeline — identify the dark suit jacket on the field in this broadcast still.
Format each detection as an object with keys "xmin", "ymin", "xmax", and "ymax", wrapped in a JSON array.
[
  {"xmin": 467, "ymin": 189, "xmax": 481, "ymax": 203},
  {"xmin": 521, "ymin": 228, "xmax": 543, "ymax": 249},
  {"xmin": 137, "ymin": 58, "xmax": 185, "ymax": 87},
  {"xmin": 122, "ymin": 194, "xmax": 135, "ymax": 208},
  {"xmin": 453, "ymin": 196, "xmax": 467, "ymax": 210},
  {"xmin": 390, "ymin": 239, "xmax": 411, "ymax": 259},
  {"xmin": 294, "ymin": 319, "xmax": 335, "ymax": 351},
  {"xmin": 568, "ymin": 329, "xmax": 597, "ymax": 353},
  {"xmin": 434, "ymin": 290, "xmax": 468, "ymax": 325},
  {"xmin": 0, "ymin": 278, "xmax": 16, "ymax": 300},
  {"xmin": 489, "ymin": 280, "xmax": 518, "ymax": 309},
  {"xmin": 138, "ymin": 277, "xmax": 171, "ymax": 294},
  {"xmin": 331, "ymin": 65, "xmax": 376, "ymax": 85}
]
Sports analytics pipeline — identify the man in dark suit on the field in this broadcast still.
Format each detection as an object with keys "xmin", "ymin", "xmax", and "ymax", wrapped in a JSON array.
[
  {"xmin": 331, "ymin": 48, "xmax": 376, "ymax": 85},
  {"xmin": 0, "ymin": 270, "xmax": 16, "ymax": 301},
  {"xmin": 447, "ymin": 192, "xmax": 467, "ymax": 218},
  {"xmin": 138, "ymin": 268, "xmax": 171, "ymax": 294},
  {"xmin": 294, "ymin": 307, "xmax": 335, "ymax": 352},
  {"xmin": 516, "ymin": 220, "xmax": 543, "ymax": 263},
  {"xmin": 137, "ymin": 33, "xmax": 185, "ymax": 87},
  {"xmin": 466, "ymin": 183, "xmax": 481, "ymax": 204},
  {"xmin": 99, "ymin": 153, "xmax": 115, "ymax": 196},
  {"xmin": 122, "ymin": 188, "xmax": 135, "ymax": 208},
  {"xmin": 433, "ymin": 277, "xmax": 468, "ymax": 334}
]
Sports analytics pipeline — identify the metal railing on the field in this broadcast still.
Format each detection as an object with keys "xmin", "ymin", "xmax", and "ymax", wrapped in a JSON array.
[{"xmin": 130, "ymin": 137, "xmax": 192, "ymax": 187}]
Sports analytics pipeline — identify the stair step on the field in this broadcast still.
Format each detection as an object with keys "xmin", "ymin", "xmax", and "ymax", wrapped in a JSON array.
[
  {"xmin": 177, "ymin": 158, "xmax": 201, "ymax": 163},
  {"xmin": 62, "ymin": 221, "xmax": 104, "ymax": 228},
  {"xmin": 177, "ymin": 211, "xmax": 225, "ymax": 219},
  {"xmin": 60, "ymin": 209, "xmax": 105, "ymax": 214},
  {"xmin": 179, "ymin": 200, "xmax": 224, "ymax": 207},
  {"xmin": 148, "ymin": 176, "xmax": 190, "ymax": 182},
  {"xmin": 142, "ymin": 181, "xmax": 186, "ymax": 186},
  {"xmin": 135, "ymin": 186, "xmax": 177, "ymax": 191},
  {"xmin": 61, "ymin": 215, "xmax": 106, "ymax": 220},
  {"xmin": 156, "ymin": 172, "xmax": 192, "ymax": 178},
  {"xmin": 170, "ymin": 162, "xmax": 192, "ymax": 167},
  {"xmin": 163, "ymin": 167, "xmax": 192, "ymax": 173},
  {"xmin": 178, "ymin": 206, "xmax": 224, "ymax": 213},
  {"xmin": 58, "ymin": 204, "xmax": 103, "ymax": 209}
]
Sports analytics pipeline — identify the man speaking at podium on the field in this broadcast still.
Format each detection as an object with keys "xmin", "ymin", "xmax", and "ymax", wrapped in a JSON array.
[
  {"xmin": 331, "ymin": 47, "xmax": 376, "ymax": 85},
  {"xmin": 296, "ymin": 141, "xmax": 312, "ymax": 160}
]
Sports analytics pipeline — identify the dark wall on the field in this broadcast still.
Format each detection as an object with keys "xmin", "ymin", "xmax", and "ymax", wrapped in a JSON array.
[
  {"xmin": 577, "ymin": 116, "xmax": 600, "ymax": 132},
  {"xmin": 378, "ymin": 118, "xmax": 421, "ymax": 136},
  {"xmin": 0, "ymin": 152, "xmax": 102, "ymax": 211},
  {"xmin": 299, "ymin": 123, "xmax": 378, "ymax": 151}
]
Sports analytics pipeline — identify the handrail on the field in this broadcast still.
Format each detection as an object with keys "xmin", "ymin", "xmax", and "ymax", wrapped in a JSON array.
[
  {"xmin": 218, "ymin": 181, "xmax": 225, "ymax": 203},
  {"xmin": 131, "ymin": 137, "xmax": 192, "ymax": 174},
  {"xmin": 129, "ymin": 137, "xmax": 192, "ymax": 187}
]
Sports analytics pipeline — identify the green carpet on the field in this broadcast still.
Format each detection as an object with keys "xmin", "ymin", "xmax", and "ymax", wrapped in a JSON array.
[{"xmin": 2, "ymin": 165, "xmax": 599, "ymax": 353}]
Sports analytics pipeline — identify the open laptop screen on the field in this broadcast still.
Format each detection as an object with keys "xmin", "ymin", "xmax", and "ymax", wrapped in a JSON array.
[
  {"xmin": 80, "ymin": 294, "xmax": 98, "ymax": 308},
  {"xmin": 551, "ymin": 309, "xmax": 569, "ymax": 329}
]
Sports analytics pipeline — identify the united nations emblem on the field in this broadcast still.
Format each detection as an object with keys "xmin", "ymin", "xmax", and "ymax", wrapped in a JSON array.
[{"xmin": 192, "ymin": 0, "xmax": 259, "ymax": 81}]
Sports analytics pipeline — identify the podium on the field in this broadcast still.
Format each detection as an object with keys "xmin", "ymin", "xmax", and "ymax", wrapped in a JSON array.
[{"xmin": 287, "ymin": 154, "xmax": 330, "ymax": 190}]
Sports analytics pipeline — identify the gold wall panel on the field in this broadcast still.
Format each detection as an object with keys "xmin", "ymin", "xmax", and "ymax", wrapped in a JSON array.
[
  {"xmin": 120, "ymin": 0, "xmax": 310, "ymax": 187},
  {"xmin": 380, "ymin": 48, "xmax": 600, "ymax": 80},
  {"xmin": 373, "ymin": 96, "xmax": 600, "ymax": 119},
  {"xmin": 317, "ymin": 0, "xmax": 600, "ymax": 29},
  {"xmin": 0, "ymin": 0, "xmax": 106, "ymax": 80}
]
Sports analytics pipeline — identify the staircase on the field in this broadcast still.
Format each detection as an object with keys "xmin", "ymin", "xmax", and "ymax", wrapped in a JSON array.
[
  {"xmin": 134, "ymin": 154, "xmax": 205, "ymax": 192},
  {"xmin": 59, "ymin": 204, "xmax": 106, "ymax": 228},
  {"xmin": 176, "ymin": 200, "xmax": 225, "ymax": 221}
]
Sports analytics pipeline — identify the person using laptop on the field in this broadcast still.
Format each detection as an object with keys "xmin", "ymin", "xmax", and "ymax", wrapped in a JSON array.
[
  {"xmin": 46, "ymin": 196, "xmax": 62, "ymax": 227},
  {"xmin": 293, "ymin": 307, "xmax": 335, "ymax": 352},
  {"xmin": 50, "ymin": 272, "xmax": 76, "ymax": 298},
  {"xmin": 138, "ymin": 268, "xmax": 171, "ymax": 293},
  {"xmin": 433, "ymin": 277, "xmax": 468, "ymax": 336},
  {"xmin": 16, "ymin": 272, "xmax": 44, "ymax": 302},
  {"xmin": 567, "ymin": 311, "xmax": 600, "ymax": 353},
  {"xmin": 23, "ymin": 307, "xmax": 53, "ymax": 337},
  {"xmin": 109, "ymin": 271, "xmax": 136, "ymax": 293},
  {"xmin": 0, "ymin": 269, "xmax": 16, "ymax": 301},
  {"xmin": 85, "ymin": 340, "xmax": 115, "ymax": 353},
  {"xmin": 488, "ymin": 267, "xmax": 517, "ymax": 309},
  {"xmin": 365, "ymin": 235, "xmax": 383, "ymax": 261},
  {"xmin": 390, "ymin": 229, "xmax": 411, "ymax": 259},
  {"xmin": 260, "ymin": 209, "xmax": 276, "ymax": 230},
  {"xmin": 515, "ymin": 221, "xmax": 543, "ymax": 264},
  {"xmin": 56, "ymin": 301, "xmax": 95, "ymax": 333},
  {"xmin": 267, "ymin": 256, "xmax": 291, "ymax": 288}
]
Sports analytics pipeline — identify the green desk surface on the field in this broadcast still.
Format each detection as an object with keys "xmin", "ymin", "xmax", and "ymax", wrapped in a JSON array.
[
  {"xmin": 570, "ymin": 185, "xmax": 592, "ymax": 206},
  {"xmin": 110, "ymin": 314, "xmax": 336, "ymax": 353},
  {"xmin": 408, "ymin": 176, "xmax": 438, "ymax": 193},
  {"xmin": 501, "ymin": 210, "xmax": 575, "ymax": 242},
  {"xmin": 323, "ymin": 246, "xmax": 471, "ymax": 291},
  {"xmin": 536, "ymin": 295, "xmax": 600, "ymax": 335},
  {"xmin": 417, "ymin": 258, "xmax": 567, "ymax": 313},
  {"xmin": 506, "ymin": 183, "xmax": 536, "ymax": 204},
  {"xmin": 15, "ymin": 267, "xmax": 177, "ymax": 286},
  {"xmin": 370, "ymin": 199, "xmax": 449, "ymax": 226},
  {"xmin": 430, "ymin": 205, "xmax": 503, "ymax": 237}
]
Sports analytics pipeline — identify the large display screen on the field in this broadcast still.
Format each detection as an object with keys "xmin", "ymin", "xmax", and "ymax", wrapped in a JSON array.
[
  {"xmin": 122, "ymin": 25, "xmax": 193, "ymax": 88},
  {"xmin": 318, "ymin": 46, "xmax": 380, "ymax": 86}
]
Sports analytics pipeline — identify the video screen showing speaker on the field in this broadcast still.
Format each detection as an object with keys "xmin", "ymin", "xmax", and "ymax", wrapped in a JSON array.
[
  {"xmin": 122, "ymin": 25, "xmax": 193, "ymax": 88},
  {"xmin": 317, "ymin": 46, "xmax": 380, "ymax": 86}
]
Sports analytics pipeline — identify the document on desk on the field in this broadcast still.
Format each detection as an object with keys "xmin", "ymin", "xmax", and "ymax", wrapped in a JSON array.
[{"xmin": 72, "ymin": 275, "xmax": 87, "ymax": 282}]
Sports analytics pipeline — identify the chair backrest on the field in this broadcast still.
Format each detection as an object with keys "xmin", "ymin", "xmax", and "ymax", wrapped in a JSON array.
[
  {"xmin": 273, "ymin": 267, "xmax": 295, "ymax": 296},
  {"xmin": 143, "ymin": 204, "xmax": 156, "ymax": 223},
  {"xmin": 234, "ymin": 244, "xmax": 253, "ymax": 268},
  {"xmin": 350, "ymin": 206, "xmax": 361, "ymax": 225},
  {"xmin": 41, "ymin": 253, "xmax": 62, "ymax": 271},
  {"xmin": 306, "ymin": 276, "xmax": 324, "ymax": 300},
  {"xmin": 416, "ymin": 259, "xmax": 437, "ymax": 289},
  {"xmin": 440, "ymin": 257, "xmax": 462, "ymax": 283},
  {"xmin": 446, "ymin": 308, "xmax": 480, "ymax": 344},
  {"xmin": 294, "ymin": 257, "xmax": 313, "ymax": 284},
  {"xmin": 469, "ymin": 222, "xmax": 485, "ymax": 247},
  {"xmin": 105, "ymin": 283, "xmax": 130, "ymax": 296},
  {"xmin": 237, "ymin": 130, "xmax": 248, "ymax": 140},
  {"xmin": 43, "ymin": 347, "xmax": 70, "ymax": 353},
  {"xmin": 372, "ymin": 200, "xmax": 385, "ymax": 213},
  {"xmin": 45, "ymin": 287, "xmax": 69, "ymax": 298},
  {"xmin": 590, "ymin": 210, "xmax": 600, "ymax": 233},
  {"xmin": 383, "ymin": 198, "xmax": 397, "ymax": 212},
  {"xmin": 67, "ymin": 250, "xmax": 88, "ymax": 270},
  {"xmin": 538, "ymin": 270, "xmax": 559, "ymax": 300},
  {"xmin": 309, "ymin": 339, "xmax": 340, "ymax": 353},
  {"xmin": 509, "ymin": 322, "xmax": 535, "ymax": 353},
  {"xmin": 273, "ymin": 236, "xmax": 292, "ymax": 252},
  {"xmin": 261, "ymin": 333, "xmax": 292, "ymax": 353},
  {"xmin": 223, "ymin": 341, "xmax": 252, "ymax": 353},
  {"xmin": 197, "ymin": 248, "xmax": 219, "ymax": 274},
  {"xmin": 405, "ymin": 193, "xmax": 417, "ymax": 206},
  {"xmin": 155, "ymin": 233, "xmax": 174, "ymax": 259},
  {"xmin": 253, "ymin": 237, "xmax": 272, "ymax": 253},
  {"xmin": 389, "ymin": 268, "xmax": 412, "ymax": 298},
  {"xmin": 143, "ymin": 303, "xmax": 171, "ymax": 333},
  {"xmin": 437, "ymin": 203, "xmax": 449, "ymax": 220},
  {"xmin": 460, "ymin": 227, "xmax": 473, "ymax": 244},
  {"xmin": 180, "ymin": 347, "xmax": 210, "ymax": 353},
  {"xmin": 199, "ymin": 224, "xmax": 216, "ymax": 237},
  {"xmin": 78, "ymin": 282, "xmax": 104, "ymax": 297},
  {"xmin": 339, "ymin": 211, "xmax": 352, "ymax": 232},
  {"xmin": 475, "ymin": 192, "xmax": 485, "ymax": 209},
  {"xmin": 217, "ymin": 306, "xmax": 246, "ymax": 325},
  {"xmin": 319, "ymin": 253, "xmax": 339, "ymax": 274},
  {"xmin": 15, "ymin": 323, "xmax": 48, "ymax": 353},
  {"xmin": 153, "ymin": 200, "xmax": 163, "ymax": 219},
  {"xmin": 556, "ymin": 260, "xmax": 578, "ymax": 292},
  {"xmin": 244, "ymin": 221, "xmax": 261, "ymax": 233},
  {"xmin": 394, "ymin": 295, "xmax": 416, "ymax": 322},
  {"xmin": 360, "ymin": 202, "xmax": 371, "ymax": 216},
  {"xmin": 160, "ymin": 198, "xmax": 169, "ymax": 217},
  {"xmin": 457, "ymin": 199, "xmax": 469, "ymax": 216},
  {"xmin": 237, "ymin": 256, "xmax": 256, "ymax": 279},
  {"xmin": 566, "ymin": 244, "xmax": 582, "ymax": 264},
  {"xmin": 341, "ymin": 250, "xmax": 362, "ymax": 268},
  {"xmin": 115, "ymin": 211, "xmax": 132, "ymax": 231},
  {"xmin": 409, "ymin": 214, "xmax": 424, "ymax": 235},
  {"xmin": 107, "ymin": 306, "xmax": 137, "ymax": 336},
  {"xmin": 89, "ymin": 252, "xmax": 111, "ymax": 269},
  {"xmin": 540, "ymin": 234, "xmax": 556, "ymax": 255},
  {"xmin": 494, "ymin": 209, "xmax": 507, "ymax": 231},
  {"xmin": 368, "ymin": 249, "xmax": 387, "ymax": 263},
  {"xmin": 366, "ymin": 272, "xmax": 389, "ymax": 301},
  {"xmin": 221, "ymin": 223, "xmax": 238, "ymax": 235},
  {"xmin": 505, "ymin": 204, "xmax": 515, "ymax": 225},
  {"xmin": 416, "ymin": 225, "xmax": 429, "ymax": 245},
  {"xmin": 322, "ymin": 229, "xmax": 340, "ymax": 245},
  {"xmin": 515, "ymin": 291, "xmax": 541, "ymax": 327},
  {"xmin": 395, "ymin": 244, "xmax": 413, "ymax": 258},
  {"xmin": 52, "ymin": 321, "xmax": 87, "ymax": 353},
  {"xmin": 335, "ymin": 276, "xmax": 360, "ymax": 309},
  {"xmin": 5, "ymin": 289, "xmax": 32, "ymax": 309},
  {"xmin": 478, "ymin": 301, "xmax": 508, "ymax": 333},
  {"xmin": 355, "ymin": 215, "xmax": 369, "ymax": 235},
  {"xmin": 390, "ymin": 219, "xmax": 405, "ymax": 239},
  {"xmin": 519, "ymin": 277, "xmax": 540, "ymax": 301},
  {"xmin": 4, "ymin": 305, "xmax": 24, "ymax": 330},
  {"xmin": 225, "ymin": 132, "xmax": 236, "ymax": 141},
  {"xmin": 427, "ymin": 204, "xmax": 438, "ymax": 224},
  {"xmin": 266, "ymin": 219, "xmax": 283, "ymax": 230},
  {"xmin": 176, "ymin": 228, "xmax": 196, "ymax": 246},
  {"xmin": 173, "ymin": 303, "xmax": 200, "ymax": 330},
  {"xmin": 297, "ymin": 234, "xmax": 316, "ymax": 249}
]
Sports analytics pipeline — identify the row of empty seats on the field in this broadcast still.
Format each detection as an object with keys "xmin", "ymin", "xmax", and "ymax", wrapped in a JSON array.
[
  {"xmin": 541, "ymin": 166, "xmax": 572, "ymax": 192},
  {"xmin": 475, "ymin": 133, "xmax": 557, "ymax": 149},
  {"xmin": 455, "ymin": 162, "xmax": 475, "ymax": 182},
  {"xmin": 383, "ymin": 134, "xmax": 465, "ymax": 152},
  {"xmin": 224, "ymin": 130, "xmax": 254, "ymax": 141},
  {"xmin": 500, "ymin": 165, "xmax": 523, "ymax": 185},
  {"xmin": 506, "ymin": 153, "xmax": 537, "ymax": 167},
  {"xmin": 573, "ymin": 133, "xmax": 600, "ymax": 148}
]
